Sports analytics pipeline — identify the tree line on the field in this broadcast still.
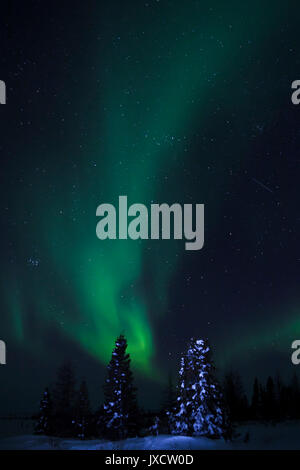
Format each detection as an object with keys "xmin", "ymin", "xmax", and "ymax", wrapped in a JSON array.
[{"xmin": 35, "ymin": 334, "xmax": 300, "ymax": 441}]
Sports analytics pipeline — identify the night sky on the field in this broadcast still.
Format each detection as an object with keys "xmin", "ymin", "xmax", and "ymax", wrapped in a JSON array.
[{"xmin": 1, "ymin": 0, "xmax": 300, "ymax": 414}]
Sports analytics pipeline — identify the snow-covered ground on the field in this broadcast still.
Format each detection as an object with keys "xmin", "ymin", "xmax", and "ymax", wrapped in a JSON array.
[{"xmin": 0, "ymin": 422, "xmax": 299, "ymax": 450}]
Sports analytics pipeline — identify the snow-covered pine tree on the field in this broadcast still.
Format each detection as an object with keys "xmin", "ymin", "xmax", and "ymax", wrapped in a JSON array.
[
  {"xmin": 103, "ymin": 334, "xmax": 138, "ymax": 440},
  {"xmin": 170, "ymin": 338, "xmax": 228, "ymax": 438},
  {"xmin": 73, "ymin": 380, "xmax": 91, "ymax": 439},
  {"xmin": 35, "ymin": 387, "xmax": 53, "ymax": 435}
]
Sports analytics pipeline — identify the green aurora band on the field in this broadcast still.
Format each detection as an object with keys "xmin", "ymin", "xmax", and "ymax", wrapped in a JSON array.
[{"xmin": 3, "ymin": 1, "xmax": 293, "ymax": 378}]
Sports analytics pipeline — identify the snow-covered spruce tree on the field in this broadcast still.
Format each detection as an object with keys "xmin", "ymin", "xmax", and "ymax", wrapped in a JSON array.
[
  {"xmin": 73, "ymin": 380, "xmax": 91, "ymax": 439},
  {"xmin": 103, "ymin": 334, "xmax": 138, "ymax": 440},
  {"xmin": 35, "ymin": 387, "xmax": 53, "ymax": 435},
  {"xmin": 170, "ymin": 338, "xmax": 229, "ymax": 438}
]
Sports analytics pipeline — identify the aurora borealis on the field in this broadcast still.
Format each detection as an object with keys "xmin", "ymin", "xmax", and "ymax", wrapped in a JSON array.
[{"xmin": 1, "ymin": 0, "xmax": 300, "ymax": 412}]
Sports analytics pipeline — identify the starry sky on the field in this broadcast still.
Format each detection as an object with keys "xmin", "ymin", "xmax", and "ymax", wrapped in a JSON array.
[{"xmin": 0, "ymin": 0, "xmax": 300, "ymax": 413}]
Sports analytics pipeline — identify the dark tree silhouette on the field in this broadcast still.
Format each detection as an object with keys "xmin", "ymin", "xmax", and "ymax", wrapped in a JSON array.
[
  {"xmin": 52, "ymin": 362, "xmax": 76, "ymax": 436},
  {"xmin": 223, "ymin": 371, "xmax": 249, "ymax": 422},
  {"xmin": 35, "ymin": 387, "xmax": 53, "ymax": 435},
  {"xmin": 74, "ymin": 380, "xmax": 91, "ymax": 439},
  {"xmin": 290, "ymin": 373, "xmax": 300, "ymax": 419},
  {"xmin": 263, "ymin": 376, "xmax": 276, "ymax": 421},
  {"xmin": 160, "ymin": 373, "xmax": 177, "ymax": 433},
  {"xmin": 251, "ymin": 377, "xmax": 262, "ymax": 420}
]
